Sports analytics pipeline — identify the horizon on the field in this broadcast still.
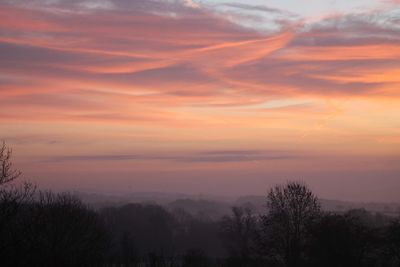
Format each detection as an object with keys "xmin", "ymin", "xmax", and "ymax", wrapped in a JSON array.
[
  {"xmin": 72, "ymin": 189, "xmax": 400, "ymax": 206},
  {"xmin": 1, "ymin": 0, "xmax": 400, "ymax": 202}
]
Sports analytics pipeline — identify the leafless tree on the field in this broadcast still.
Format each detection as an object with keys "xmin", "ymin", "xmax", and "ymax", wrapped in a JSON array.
[
  {"xmin": 19, "ymin": 191, "xmax": 110, "ymax": 266},
  {"xmin": 220, "ymin": 207, "xmax": 258, "ymax": 260},
  {"xmin": 0, "ymin": 142, "xmax": 35, "ymax": 218},
  {"xmin": 261, "ymin": 181, "xmax": 321, "ymax": 267},
  {"xmin": 0, "ymin": 141, "xmax": 35, "ymax": 207},
  {"xmin": 0, "ymin": 141, "xmax": 36, "ymax": 265},
  {"xmin": 0, "ymin": 141, "xmax": 21, "ymax": 186}
]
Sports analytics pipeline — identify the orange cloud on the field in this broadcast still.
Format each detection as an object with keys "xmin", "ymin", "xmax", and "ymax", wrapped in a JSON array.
[{"xmin": 1, "ymin": 0, "xmax": 400, "ymax": 197}]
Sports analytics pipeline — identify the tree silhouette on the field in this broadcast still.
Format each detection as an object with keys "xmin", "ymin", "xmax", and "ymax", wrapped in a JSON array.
[
  {"xmin": 18, "ymin": 192, "xmax": 110, "ymax": 267},
  {"xmin": 385, "ymin": 219, "xmax": 400, "ymax": 265},
  {"xmin": 0, "ymin": 141, "xmax": 21, "ymax": 185},
  {"xmin": 309, "ymin": 212, "xmax": 372, "ymax": 267},
  {"xmin": 0, "ymin": 141, "xmax": 35, "ymax": 262},
  {"xmin": 260, "ymin": 181, "xmax": 320, "ymax": 267},
  {"xmin": 220, "ymin": 207, "xmax": 258, "ymax": 266}
]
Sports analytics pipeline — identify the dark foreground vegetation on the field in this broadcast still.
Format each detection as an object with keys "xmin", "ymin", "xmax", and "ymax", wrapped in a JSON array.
[{"xmin": 1, "ymin": 142, "xmax": 400, "ymax": 267}]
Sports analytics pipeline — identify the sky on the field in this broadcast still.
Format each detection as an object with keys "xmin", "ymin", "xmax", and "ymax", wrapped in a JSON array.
[{"xmin": 1, "ymin": 0, "xmax": 400, "ymax": 202}]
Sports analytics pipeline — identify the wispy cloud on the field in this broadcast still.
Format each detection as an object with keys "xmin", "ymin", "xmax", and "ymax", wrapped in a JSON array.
[
  {"xmin": 1, "ymin": 0, "xmax": 400, "ymax": 201},
  {"xmin": 47, "ymin": 150, "xmax": 298, "ymax": 163},
  {"xmin": 0, "ymin": 0, "xmax": 399, "ymax": 167}
]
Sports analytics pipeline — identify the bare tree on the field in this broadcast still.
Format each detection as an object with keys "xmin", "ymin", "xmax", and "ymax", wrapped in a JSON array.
[
  {"xmin": 0, "ymin": 141, "xmax": 35, "ymax": 216},
  {"xmin": 0, "ymin": 141, "xmax": 35, "ymax": 206},
  {"xmin": 220, "ymin": 207, "xmax": 258, "ymax": 261},
  {"xmin": 0, "ymin": 141, "xmax": 36, "ymax": 264},
  {"xmin": 18, "ymin": 192, "xmax": 110, "ymax": 267},
  {"xmin": 0, "ymin": 141, "xmax": 21, "ymax": 186},
  {"xmin": 260, "ymin": 181, "xmax": 320, "ymax": 267}
]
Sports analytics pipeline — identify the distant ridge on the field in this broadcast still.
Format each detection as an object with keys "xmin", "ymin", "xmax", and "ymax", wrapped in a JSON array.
[{"xmin": 74, "ymin": 191, "xmax": 400, "ymax": 218}]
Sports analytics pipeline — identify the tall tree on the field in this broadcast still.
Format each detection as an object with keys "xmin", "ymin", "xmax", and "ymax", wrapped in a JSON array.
[{"xmin": 260, "ymin": 181, "xmax": 320, "ymax": 267}]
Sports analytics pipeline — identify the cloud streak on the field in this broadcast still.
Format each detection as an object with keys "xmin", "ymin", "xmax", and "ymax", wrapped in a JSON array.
[
  {"xmin": 1, "ymin": 0, "xmax": 400, "ymax": 198},
  {"xmin": 47, "ymin": 150, "xmax": 298, "ymax": 163},
  {"xmin": 0, "ymin": 1, "xmax": 398, "ymax": 126}
]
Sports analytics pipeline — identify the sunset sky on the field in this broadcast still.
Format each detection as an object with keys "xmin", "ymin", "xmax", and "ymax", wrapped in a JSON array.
[{"xmin": 1, "ymin": 0, "xmax": 400, "ymax": 201}]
